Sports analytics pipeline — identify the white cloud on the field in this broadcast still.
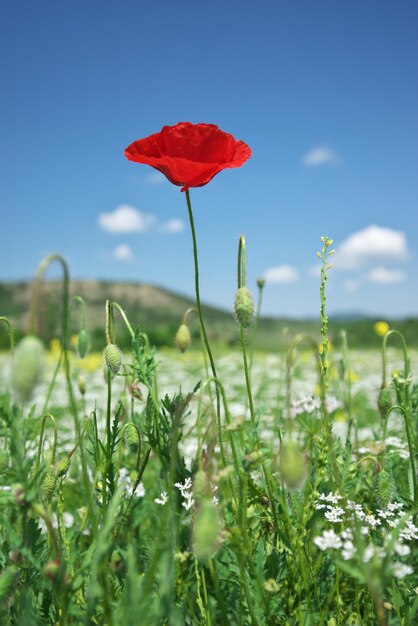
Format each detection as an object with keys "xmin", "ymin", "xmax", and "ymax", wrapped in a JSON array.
[
  {"xmin": 335, "ymin": 225, "xmax": 409, "ymax": 270},
  {"xmin": 344, "ymin": 279, "xmax": 359, "ymax": 292},
  {"xmin": 309, "ymin": 265, "xmax": 321, "ymax": 278},
  {"xmin": 161, "ymin": 218, "xmax": 184, "ymax": 234},
  {"xmin": 302, "ymin": 145, "xmax": 338, "ymax": 167},
  {"xmin": 113, "ymin": 244, "xmax": 134, "ymax": 261},
  {"xmin": 98, "ymin": 204, "xmax": 155, "ymax": 234},
  {"xmin": 366, "ymin": 267, "xmax": 406, "ymax": 285},
  {"xmin": 146, "ymin": 171, "xmax": 166, "ymax": 185},
  {"xmin": 264, "ymin": 265, "xmax": 300, "ymax": 284}
]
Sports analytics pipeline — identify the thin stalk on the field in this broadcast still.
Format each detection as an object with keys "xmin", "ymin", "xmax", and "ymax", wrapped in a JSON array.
[
  {"xmin": 36, "ymin": 413, "xmax": 58, "ymax": 468},
  {"xmin": 185, "ymin": 190, "xmax": 221, "ymax": 442}
]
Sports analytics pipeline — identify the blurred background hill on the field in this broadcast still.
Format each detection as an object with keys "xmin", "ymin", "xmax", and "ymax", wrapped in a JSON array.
[{"xmin": 1, "ymin": 280, "xmax": 417, "ymax": 352}]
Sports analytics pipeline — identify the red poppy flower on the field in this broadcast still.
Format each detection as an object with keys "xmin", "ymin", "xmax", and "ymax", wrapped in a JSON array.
[{"xmin": 124, "ymin": 122, "xmax": 251, "ymax": 192}]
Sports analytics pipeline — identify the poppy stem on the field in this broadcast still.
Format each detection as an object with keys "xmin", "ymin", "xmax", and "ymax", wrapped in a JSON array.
[{"xmin": 185, "ymin": 190, "xmax": 222, "ymax": 450}]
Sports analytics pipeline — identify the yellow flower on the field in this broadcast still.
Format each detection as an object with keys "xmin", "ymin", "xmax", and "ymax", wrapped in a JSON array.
[{"xmin": 374, "ymin": 321, "xmax": 390, "ymax": 337}]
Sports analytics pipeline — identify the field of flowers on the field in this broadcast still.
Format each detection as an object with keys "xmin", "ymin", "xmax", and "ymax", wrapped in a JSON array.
[{"xmin": 0, "ymin": 123, "xmax": 417, "ymax": 625}]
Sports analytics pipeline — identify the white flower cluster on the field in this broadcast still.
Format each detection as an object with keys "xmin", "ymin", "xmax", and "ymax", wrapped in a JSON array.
[
  {"xmin": 313, "ymin": 494, "xmax": 416, "ymax": 579},
  {"xmin": 175, "ymin": 477, "xmax": 195, "ymax": 511},
  {"xmin": 290, "ymin": 395, "xmax": 341, "ymax": 418},
  {"xmin": 155, "ymin": 491, "xmax": 168, "ymax": 506}
]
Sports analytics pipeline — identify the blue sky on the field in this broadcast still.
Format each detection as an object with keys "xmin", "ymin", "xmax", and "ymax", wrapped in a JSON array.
[{"xmin": 1, "ymin": 0, "xmax": 417, "ymax": 318}]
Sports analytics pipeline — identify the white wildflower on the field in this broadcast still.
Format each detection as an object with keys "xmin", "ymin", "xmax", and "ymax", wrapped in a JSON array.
[
  {"xmin": 324, "ymin": 507, "xmax": 345, "ymax": 523},
  {"xmin": 155, "ymin": 491, "xmax": 168, "ymax": 506},
  {"xmin": 314, "ymin": 529, "xmax": 342, "ymax": 551},
  {"xmin": 394, "ymin": 541, "xmax": 410, "ymax": 557},
  {"xmin": 392, "ymin": 562, "xmax": 414, "ymax": 579}
]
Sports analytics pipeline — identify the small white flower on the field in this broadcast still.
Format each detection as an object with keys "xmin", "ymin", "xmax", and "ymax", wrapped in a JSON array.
[
  {"xmin": 134, "ymin": 482, "xmax": 145, "ymax": 498},
  {"xmin": 155, "ymin": 491, "xmax": 168, "ymax": 506},
  {"xmin": 314, "ymin": 529, "xmax": 342, "ymax": 551},
  {"xmin": 365, "ymin": 514, "xmax": 381, "ymax": 528},
  {"xmin": 392, "ymin": 562, "xmax": 413, "ymax": 579},
  {"xmin": 394, "ymin": 541, "xmax": 410, "ymax": 557},
  {"xmin": 325, "ymin": 507, "xmax": 345, "ymax": 523},
  {"xmin": 341, "ymin": 540, "xmax": 356, "ymax": 561}
]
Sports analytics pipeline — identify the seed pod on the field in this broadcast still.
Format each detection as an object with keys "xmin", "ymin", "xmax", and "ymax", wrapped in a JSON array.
[
  {"xmin": 0, "ymin": 449, "xmax": 9, "ymax": 470},
  {"xmin": 12, "ymin": 335, "xmax": 45, "ymax": 402},
  {"xmin": 276, "ymin": 441, "xmax": 307, "ymax": 490},
  {"xmin": 377, "ymin": 386, "xmax": 392, "ymax": 420},
  {"xmin": 193, "ymin": 499, "xmax": 220, "ymax": 562},
  {"xmin": 56, "ymin": 456, "xmax": 71, "ymax": 478},
  {"xmin": 104, "ymin": 343, "xmax": 123, "ymax": 375},
  {"xmin": 234, "ymin": 287, "xmax": 254, "ymax": 328},
  {"xmin": 77, "ymin": 329, "xmax": 90, "ymax": 358},
  {"xmin": 41, "ymin": 466, "xmax": 56, "ymax": 501},
  {"xmin": 124, "ymin": 423, "xmax": 140, "ymax": 453},
  {"xmin": 175, "ymin": 324, "xmax": 191, "ymax": 353},
  {"xmin": 0, "ymin": 565, "xmax": 18, "ymax": 602},
  {"xmin": 257, "ymin": 277, "xmax": 266, "ymax": 289}
]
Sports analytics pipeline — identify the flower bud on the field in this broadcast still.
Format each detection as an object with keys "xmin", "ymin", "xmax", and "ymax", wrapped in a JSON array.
[
  {"xmin": 377, "ymin": 386, "xmax": 392, "ymax": 420},
  {"xmin": 234, "ymin": 287, "xmax": 254, "ymax": 328},
  {"xmin": 41, "ymin": 466, "xmax": 56, "ymax": 501},
  {"xmin": 56, "ymin": 456, "xmax": 71, "ymax": 478},
  {"xmin": 77, "ymin": 329, "xmax": 90, "ymax": 358},
  {"xmin": 124, "ymin": 423, "xmax": 140, "ymax": 453},
  {"xmin": 77, "ymin": 376, "xmax": 86, "ymax": 396},
  {"xmin": 104, "ymin": 343, "xmax": 123, "ymax": 375},
  {"xmin": 12, "ymin": 335, "xmax": 45, "ymax": 402},
  {"xmin": 276, "ymin": 441, "xmax": 307, "ymax": 489},
  {"xmin": 193, "ymin": 499, "xmax": 220, "ymax": 562},
  {"xmin": 257, "ymin": 277, "xmax": 266, "ymax": 289},
  {"xmin": 193, "ymin": 470, "xmax": 210, "ymax": 502},
  {"xmin": 175, "ymin": 324, "xmax": 191, "ymax": 353}
]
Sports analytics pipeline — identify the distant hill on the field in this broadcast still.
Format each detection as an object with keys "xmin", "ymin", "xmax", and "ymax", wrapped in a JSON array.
[{"xmin": 1, "ymin": 280, "xmax": 417, "ymax": 351}]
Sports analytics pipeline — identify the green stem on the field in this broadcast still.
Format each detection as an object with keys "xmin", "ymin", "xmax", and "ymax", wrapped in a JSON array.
[
  {"xmin": 0, "ymin": 317, "xmax": 14, "ymax": 354},
  {"xmin": 36, "ymin": 413, "xmax": 58, "ymax": 468},
  {"xmin": 185, "ymin": 190, "xmax": 221, "ymax": 448}
]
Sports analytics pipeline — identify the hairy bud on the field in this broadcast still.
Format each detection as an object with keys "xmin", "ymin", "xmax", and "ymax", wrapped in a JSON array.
[
  {"xmin": 41, "ymin": 467, "xmax": 56, "ymax": 501},
  {"xmin": 124, "ymin": 423, "xmax": 140, "ymax": 453},
  {"xmin": 175, "ymin": 324, "xmax": 191, "ymax": 353},
  {"xmin": 77, "ymin": 329, "xmax": 90, "ymax": 358},
  {"xmin": 104, "ymin": 343, "xmax": 123, "ymax": 375},
  {"xmin": 12, "ymin": 335, "xmax": 45, "ymax": 402},
  {"xmin": 234, "ymin": 287, "xmax": 254, "ymax": 328},
  {"xmin": 193, "ymin": 499, "xmax": 220, "ymax": 562}
]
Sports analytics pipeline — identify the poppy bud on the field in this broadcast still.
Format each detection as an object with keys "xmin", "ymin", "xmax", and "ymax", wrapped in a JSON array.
[
  {"xmin": 193, "ymin": 499, "xmax": 220, "ymax": 562},
  {"xmin": 104, "ymin": 343, "xmax": 123, "ymax": 375},
  {"xmin": 257, "ymin": 277, "xmax": 266, "ymax": 289},
  {"xmin": 41, "ymin": 467, "xmax": 56, "ymax": 501},
  {"xmin": 56, "ymin": 456, "xmax": 71, "ymax": 478},
  {"xmin": 175, "ymin": 324, "xmax": 191, "ymax": 353},
  {"xmin": 0, "ymin": 565, "xmax": 18, "ymax": 602},
  {"xmin": 193, "ymin": 470, "xmax": 210, "ymax": 502},
  {"xmin": 77, "ymin": 376, "xmax": 86, "ymax": 396},
  {"xmin": 377, "ymin": 386, "xmax": 392, "ymax": 420},
  {"xmin": 234, "ymin": 287, "xmax": 254, "ymax": 328},
  {"xmin": 124, "ymin": 423, "xmax": 140, "ymax": 453},
  {"xmin": 77, "ymin": 329, "xmax": 90, "ymax": 358},
  {"xmin": 276, "ymin": 441, "xmax": 307, "ymax": 490},
  {"xmin": 0, "ymin": 449, "xmax": 9, "ymax": 470},
  {"xmin": 12, "ymin": 335, "xmax": 45, "ymax": 402}
]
